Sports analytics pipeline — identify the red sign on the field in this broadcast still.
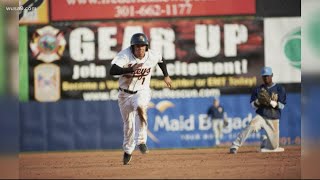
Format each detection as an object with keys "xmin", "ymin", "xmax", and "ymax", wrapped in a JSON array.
[{"xmin": 51, "ymin": 0, "xmax": 256, "ymax": 21}]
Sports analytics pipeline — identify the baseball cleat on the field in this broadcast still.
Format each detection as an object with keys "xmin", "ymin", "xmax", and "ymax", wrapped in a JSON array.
[
  {"xmin": 260, "ymin": 135, "xmax": 267, "ymax": 149},
  {"xmin": 138, "ymin": 144, "xmax": 149, "ymax": 154},
  {"xmin": 260, "ymin": 147, "xmax": 285, "ymax": 153},
  {"xmin": 123, "ymin": 152, "xmax": 132, "ymax": 165},
  {"xmin": 230, "ymin": 148, "xmax": 237, "ymax": 154}
]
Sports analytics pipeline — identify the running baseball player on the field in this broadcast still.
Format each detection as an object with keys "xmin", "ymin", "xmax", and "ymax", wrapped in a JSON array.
[
  {"xmin": 109, "ymin": 33, "xmax": 172, "ymax": 165},
  {"xmin": 230, "ymin": 66, "xmax": 287, "ymax": 154}
]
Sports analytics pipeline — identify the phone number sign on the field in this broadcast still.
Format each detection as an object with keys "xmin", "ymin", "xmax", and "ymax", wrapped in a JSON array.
[{"xmin": 51, "ymin": 0, "xmax": 255, "ymax": 21}]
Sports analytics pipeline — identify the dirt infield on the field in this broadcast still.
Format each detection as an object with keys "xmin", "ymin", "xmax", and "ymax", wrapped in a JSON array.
[{"xmin": 20, "ymin": 146, "xmax": 300, "ymax": 179}]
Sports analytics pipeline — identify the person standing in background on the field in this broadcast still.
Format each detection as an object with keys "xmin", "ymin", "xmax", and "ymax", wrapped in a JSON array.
[{"xmin": 206, "ymin": 98, "xmax": 228, "ymax": 146}]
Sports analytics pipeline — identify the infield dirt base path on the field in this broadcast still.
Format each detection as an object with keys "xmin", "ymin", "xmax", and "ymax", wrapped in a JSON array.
[{"xmin": 20, "ymin": 146, "xmax": 300, "ymax": 179}]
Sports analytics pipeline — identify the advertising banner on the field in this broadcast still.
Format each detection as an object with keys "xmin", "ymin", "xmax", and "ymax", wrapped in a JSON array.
[
  {"xmin": 146, "ymin": 93, "xmax": 301, "ymax": 149},
  {"xmin": 27, "ymin": 18, "xmax": 264, "ymax": 102},
  {"xmin": 19, "ymin": 93, "xmax": 300, "ymax": 151},
  {"xmin": 51, "ymin": 0, "xmax": 255, "ymax": 21},
  {"xmin": 264, "ymin": 17, "xmax": 301, "ymax": 83}
]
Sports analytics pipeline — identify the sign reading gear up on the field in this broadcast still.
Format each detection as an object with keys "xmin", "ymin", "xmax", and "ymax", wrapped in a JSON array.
[{"xmin": 27, "ymin": 18, "xmax": 264, "ymax": 102}]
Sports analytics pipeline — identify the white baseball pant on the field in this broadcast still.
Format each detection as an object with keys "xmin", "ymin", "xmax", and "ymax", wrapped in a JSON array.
[
  {"xmin": 118, "ymin": 89, "xmax": 151, "ymax": 154},
  {"xmin": 231, "ymin": 114, "xmax": 280, "ymax": 150}
]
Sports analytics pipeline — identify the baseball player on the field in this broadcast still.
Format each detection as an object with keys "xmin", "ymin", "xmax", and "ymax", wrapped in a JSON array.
[
  {"xmin": 109, "ymin": 33, "xmax": 172, "ymax": 165},
  {"xmin": 206, "ymin": 98, "xmax": 228, "ymax": 146},
  {"xmin": 230, "ymin": 66, "xmax": 287, "ymax": 154}
]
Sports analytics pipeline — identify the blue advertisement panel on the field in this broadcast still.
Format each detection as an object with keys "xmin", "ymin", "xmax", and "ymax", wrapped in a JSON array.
[
  {"xmin": 19, "ymin": 93, "xmax": 300, "ymax": 152},
  {"xmin": 147, "ymin": 93, "xmax": 301, "ymax": 149}
]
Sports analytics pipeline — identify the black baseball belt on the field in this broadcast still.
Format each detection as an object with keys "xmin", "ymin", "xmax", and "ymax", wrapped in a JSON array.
[{"xmin": 118, "ymin": 87, "xmax": 138, "ymax": 94}]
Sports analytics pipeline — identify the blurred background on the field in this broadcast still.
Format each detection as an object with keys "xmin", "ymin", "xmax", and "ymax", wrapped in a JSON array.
[
  {"xmin": 301, "ymin": 0, "xmax": 320, "ymax": 178},
  {"xmin": 1, "ymin": 0, "xmax": 318, "ymax": 178},
  {"xmin": 0, "ymin": 0, "xmax": 19, "ymax": 178}
]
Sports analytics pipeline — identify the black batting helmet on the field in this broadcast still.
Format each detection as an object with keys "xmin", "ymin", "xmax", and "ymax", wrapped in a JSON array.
[{"xmin": 130, "ymin": 33, "xmax": 149, "ymax": 47}]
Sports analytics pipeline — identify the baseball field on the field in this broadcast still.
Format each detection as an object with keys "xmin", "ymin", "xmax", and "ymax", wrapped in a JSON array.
[{"xmin": 20, "ymin": 145, "xmax": 300, "ymax": 179}]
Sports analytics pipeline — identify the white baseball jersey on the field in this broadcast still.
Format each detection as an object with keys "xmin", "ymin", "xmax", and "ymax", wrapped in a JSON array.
[{"xmin": 111, "ymin": 47, "xmax": 163, "ymax": 91}]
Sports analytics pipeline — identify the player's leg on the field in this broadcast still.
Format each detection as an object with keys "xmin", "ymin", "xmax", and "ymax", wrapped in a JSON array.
[
  {"xmin": 212, "ymin": 120, "xmax": 220, "ymax": 145},
  {"xmin": 134, "ymin": 107, "xmax": 147, "ymax": 144},
  {"xmin": 133, "ymin": 89, "xmax": 151, "ymax": 153},
  {"xmin": 230, "ymin": 115, "xmax": 264, "ymax": 153},
  {"xmin": 217, "ymin": 119, "xmax": 224, "ymax": 140},
  {"xmin": 261, "ymin": 119, "xmax": 280, "ymax": 150},
  {"xmin": 260, "ymin": 132, "xmax": 268, "ymax": 149},
  {"xmin": 213, "ymin": 119, "xmax": 223, "ymax": 145},
  {"xmin": 118, "ymin": 93, "xmax": 136, "ymax": 155}
]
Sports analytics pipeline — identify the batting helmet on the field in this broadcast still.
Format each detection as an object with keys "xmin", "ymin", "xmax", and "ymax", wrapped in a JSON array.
[{"xmin": 130, "ymin": 33, "xmax": 149, "ymax": 46}]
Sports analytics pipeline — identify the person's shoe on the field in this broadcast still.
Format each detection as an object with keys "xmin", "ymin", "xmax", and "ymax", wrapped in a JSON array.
[
  {"xmin": 138, "ymin": 144, "xmax": 149, "ymax": 154},
  {"xmin": 230, "ymin": 148, "xmax": 237, "ymax": 154},
  {"xmin": 123, "ymin": 152, "xmax": 132, "ymax": 165},
  {"xmin": 215, "ymin": 139, "xmax": 221, "ymax": 146},
  {"xmin": 260, "ymin": 135, "xmax": 267, "ymax": 149}
]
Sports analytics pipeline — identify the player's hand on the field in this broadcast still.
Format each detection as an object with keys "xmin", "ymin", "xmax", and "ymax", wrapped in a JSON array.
[
  {"xmin": 131, "ymin": 63, "xmax": 143, "ymax": 71},
  {"xmin": 164, "ymin": 76, "xmax": 172, "ymax": 89}
]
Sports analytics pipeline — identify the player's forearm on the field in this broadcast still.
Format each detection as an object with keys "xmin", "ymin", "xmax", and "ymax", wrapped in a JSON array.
[
  {"xmin": 109, "ymin": 64, "xmax": 134, "ymax": 75},
  {"xmin": 158, "ymin": 61, "xmax": 169, "ymax": 77}
]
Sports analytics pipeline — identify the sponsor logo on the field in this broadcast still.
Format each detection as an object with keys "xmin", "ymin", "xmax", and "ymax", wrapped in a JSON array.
[
  {"xmin": 30, "ymin": 26, "xmax": 66, "ymax": 63},
  {"xmin": 153, "ymin": 113, "xmax": 253, "ymax": 133},
  {"xmin": 281, "ymin": 27, "xmax": 301, "ymax": 69},
  {"xmin": 148, "ymin": 100, "xmax": 175, "ymax": 113},
  {"xmin": 34, "ymin": 64, "xmax": 60, "ymax": 102},
  {"xmin": 147, "ymin": 100, "xmax": 265, "ymax": 145}
]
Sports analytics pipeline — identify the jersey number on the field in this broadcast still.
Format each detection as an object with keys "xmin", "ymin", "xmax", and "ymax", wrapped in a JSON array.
[{"xmin": 141, "ymin": 77, "xmax": 145, "ymax": 85}]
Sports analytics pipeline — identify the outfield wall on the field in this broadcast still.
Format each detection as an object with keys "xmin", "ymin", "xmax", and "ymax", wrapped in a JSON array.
[{"xmin": 20, "ymin": 93, "xmax": 300, "ymax": 151}]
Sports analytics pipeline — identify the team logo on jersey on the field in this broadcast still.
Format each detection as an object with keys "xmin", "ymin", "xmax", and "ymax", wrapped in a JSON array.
[
  {"xmin": 30, "ymin": 25, "xmax": 66, "ymax": 63},
  {"xmin": 34, "ymin": 64, "xmax": 60, "ymax": 102},
  {"xmin": 124, "ymin": 64, "xmax": 151, "ymax": 79},
  {"xmin": 133, "ymin": 68, "xmax": 151, "ymax": 79}
]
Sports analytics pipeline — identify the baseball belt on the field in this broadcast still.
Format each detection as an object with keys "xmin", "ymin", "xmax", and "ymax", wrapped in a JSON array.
[{"xmin": 119, "ymin": 87, "xmax": 138, "ymax": 94}]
